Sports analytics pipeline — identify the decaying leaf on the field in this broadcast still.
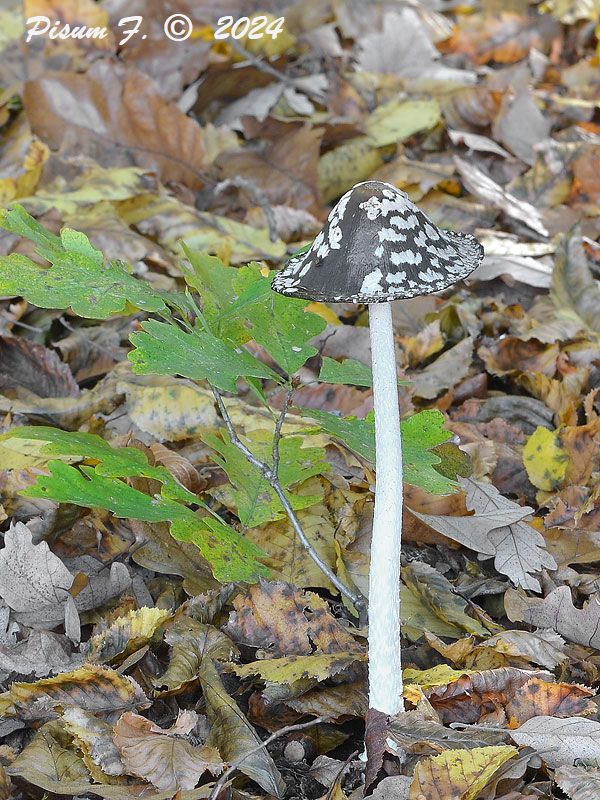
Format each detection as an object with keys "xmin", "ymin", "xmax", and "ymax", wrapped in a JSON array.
[
  {"xmin": 409, "ymin": 745, "xmax": 518, "ymax": 800},
  {"xmin": 201, "ymin": 659, "xmax": 285, "ymax": 798},
  {"xmin": 505, "ymin": 586, "xmax": 600, "ymax": 648},
  {"xmin": 412, "ymin": 478, "xmax": 556, "ymax": 590},
  {"xmin": 153, "ymin": 618, "xmax": 237, "ymax": 694},
  {"xmin": 510, "ymin": 716, "xmax": 600, "ymax": 768},
  {"xmin": 224, "ymin": 580, "xmax": 361, "ymax": 656},
  {"xmin": 555, "ymin": 764, "xmax": 600, "ymax": 800},
  {"xmin": 113, "ymin": 710, "xmax": 222, "ymax": 790},
  {"xmin": 0, "ymin": 664, "xmax": 149, "ymax": 722}
]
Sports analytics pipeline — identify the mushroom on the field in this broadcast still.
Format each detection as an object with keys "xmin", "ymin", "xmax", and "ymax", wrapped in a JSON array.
[{"xmin": 271, "ymin": 180, "xmax": 484, "ymax": 718}]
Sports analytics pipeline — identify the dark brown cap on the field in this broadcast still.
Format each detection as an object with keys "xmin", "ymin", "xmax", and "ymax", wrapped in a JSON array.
[{"xmin": 272, "ymin": 181, "xmax": 484, "ymax": 303}]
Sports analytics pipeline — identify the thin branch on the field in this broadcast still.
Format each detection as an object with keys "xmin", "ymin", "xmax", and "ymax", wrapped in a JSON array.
[
  {"xmin": 271, "ymin": 386, "xmax": 293, "ymax": 477},
  {"xmin": 208, "ymin": 717, "xmax": 328, "ymax": 800},
  {"xmin": 211, "ymin": 385, "xmax": 367, "ymax": 623}
]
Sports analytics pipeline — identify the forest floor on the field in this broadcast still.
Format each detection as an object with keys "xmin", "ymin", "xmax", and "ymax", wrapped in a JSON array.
[{"xmin": 0, "ymin": 1, "xmax": 600, "ymax": 798}]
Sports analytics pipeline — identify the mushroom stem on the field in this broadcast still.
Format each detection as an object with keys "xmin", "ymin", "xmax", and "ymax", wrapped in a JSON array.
[{"xmin": 368, "ymin": 301, "xmax": 405, "ymax": 716}]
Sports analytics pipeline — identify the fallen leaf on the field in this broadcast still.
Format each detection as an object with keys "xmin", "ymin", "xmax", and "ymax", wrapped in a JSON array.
[
  {"xmin": 523, "ymin": 426, "xmax": 568, "ymax": 491},
  {"xmin": 505, "ymin": 677, "xmax": 595, "ymax": 727},
  {"xmin": 408, "ymin": 337, "xmax": 473, "ymax": 399},
  {"xmin": 7, "ymin": 720, "xmax": 90, "ymax": 788},
  {"xmin": 551, "ymin": 228, "xmax": 600, "ymax": 332},
  {"xmin": 412, "ymin": 478, "xmax": 556, "ymax": 590},
  {"xmin": 87, "ymin": 607, "xmax": 170, "ymax": 664},
  {"xmin": 113, "ymin": 710, "xmax": 222, "ymax": 790},
  {"xmin": 62, "ymin": 706, "xmax": 125, "ymax": 777},
  {"xmin": 555, "ymin": 764, "xmax": 600, "ymax": 800},
  {"xmin": 409, "ymin": 745, "xmax": 518, "ymax": 800},
  {"xmin": 454, "ymin": 156, "xmax": 549, "ymax": 237},
  {"xmin": 0, "ymin": 521, "xmax": 73, "ymax": 626},
  {"xmin": 201, "ymin": 658, "xmax": 285, "ymax": 798},
  {"xmin": 0, "ymin": 664, "xmax": 149, "ymax": 722},
  {"xmin": 505, "ymin": 585, "xmax": 600, "ymax": 648},
  {"xmin": 117, "ymin": 378, "xmax": 219, "ymax": 442},
  {"xmin": 510, "ymin": 716, "xmax": 600, "ymax": 768},
  {"xmin": 153, "ymin": 618, "xmax": 237, "ymax": 694},
  {"xmin": 24, "ymin": 62, "xmax": 208, "ymax": 188},
  {"xmin": 225, "ymin": 580, "xmax": 361, "ymax": 656}
]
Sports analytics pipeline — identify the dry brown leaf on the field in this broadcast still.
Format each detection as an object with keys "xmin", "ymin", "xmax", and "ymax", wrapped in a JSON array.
[
  {"xmin": 505, "ymin": 585, "xmax": 600, "ymax": 648},
  {"xmin": 408, "ymin": 337, "xmax": 473, "ymax": 399},
  {"xmin": 0, "ymin": 335, "xmax": 78, "ymax": 398},
  {"xmin": 440, "ymin": 11, "xmax": 559, "ymax": 64},
  {"xmin": 411, "ymin": 478, "xmax": 556, "ymax": 591},
  {"xmin": 24, "ymin": 62, "xmax": 208, "ymax": 188},
  {"xmin": 225, "ymin": 580, "xmax": 361, "ymax": 656},
  {"xmin": 217, "ymin": 124, "xmax": 323, "ymax": 216},
  {"xmin": 0, "ymin": 664, "xmax": 149, "ymax": 723},
  {"xmin": 505, "ymin": 677, "xmax": 595, "ymax": 728},
  {"xmin": 113, "ymin": 710, "xmax": 222, "ymax": 790},
  {"xmin": 479, "ymin": 337, "xmax": 559, "ymax": 377}
]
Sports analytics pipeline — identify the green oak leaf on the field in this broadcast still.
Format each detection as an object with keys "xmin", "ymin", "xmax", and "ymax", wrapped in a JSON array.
[
  {"xmin": 203, "ymin": 429, "xmax": 327, "ymax": 527},
  {"xmin": 231, "ymin": 265, "xmax": 326, "ymax": 375},
  {"xmin": 319, "ymin": 357, "xmax": 407, "ymax": 387},
  {"xmin": 128, "ymin": 319, "xmax": 279, "ymax": 392},
  {"xmin": 0, "ymin": 426, "xmax": 196, "ymax": 503},
  {"xmin": 22, "ymin": 461, "xmax": 267, "ymax": 583},
  {"xmin": 182, "ymin": 253, "xmax": 326, "ymax": 375},
  {"xmin": 299, "ymin": 408, "xmax": 462, "ymax": 494},
  {"xmin": 0, "ymin": 205, "xmax": 166, "ymax": 319}
]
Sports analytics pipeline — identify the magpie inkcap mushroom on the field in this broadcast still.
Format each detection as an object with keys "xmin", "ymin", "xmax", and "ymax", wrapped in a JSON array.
[
  {"xmin": 271, "ymin": 180, "xmax": 483, "ymax": 303},
  {"xmin": 271, "ymin": 181, "xmax": 484, "ymax": 723}
]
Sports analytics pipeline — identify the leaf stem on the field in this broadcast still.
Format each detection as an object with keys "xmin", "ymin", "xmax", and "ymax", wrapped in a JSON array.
[{"xmin": 210, "ymin": 385, "xmax": 367, "ymax": 623}]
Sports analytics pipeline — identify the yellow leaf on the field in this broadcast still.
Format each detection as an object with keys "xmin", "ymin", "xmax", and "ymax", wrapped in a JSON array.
[
  {"xmin": 403, "ymin": 664, "xmax": 474, "ymax": 705},
  {"xmin": 89, "ymin": 607, "xmax": 171, "ymax": 664},
  {"xmin": 117, "ymin": 378, "xmax": 219, "ymax": 442},
  {"xmin": 307, "ymin": 301, "xmax": 340, "ymax": 325},
  {"xmin": 523, "ymin": 426, "xmax": 568, "ymax": 491},
  {"xmin": 410, "ymin": 746, "xmax": 518, "ymax": 800}
]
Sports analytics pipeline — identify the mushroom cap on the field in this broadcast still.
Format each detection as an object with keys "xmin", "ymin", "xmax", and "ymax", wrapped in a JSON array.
[{"xmin": 271, "ymin": 180, "xmax": 484, "ymax": 303}]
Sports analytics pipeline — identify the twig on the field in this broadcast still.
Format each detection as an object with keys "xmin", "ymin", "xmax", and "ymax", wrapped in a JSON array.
[
  {"xmin": 271, "ymin": 386, "xmax": 293, "ymax": 477},
  {"xmin": 208, "ymin": 716, "xmax": 328, "ymax": 800},
  {"xmin": 211, "ymin": 385, "xmax": 367, "ymax": 623},
  {"xmin": 214, "ymin": 176, "xmax": 279, "ymax": 243}
]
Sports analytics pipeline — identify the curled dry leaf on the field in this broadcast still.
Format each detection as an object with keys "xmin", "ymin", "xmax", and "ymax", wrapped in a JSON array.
[
  {"xmin": 113, "ymin": 710, "xmax": 222, "ymax": 791},
  {"xmin": 454, "ymin": 156, "xmax": 549, "ymax": 237},
  {"xmin": 153, "ymin": 618, "xmax": 238, "ymax": 694},
  {"xmin": 87, "ymin": 606, "xmax": 171, "ymax": 665},
  {"xmin": 62, "ymin": 707, "xmax": 125, "ymax": 778}
]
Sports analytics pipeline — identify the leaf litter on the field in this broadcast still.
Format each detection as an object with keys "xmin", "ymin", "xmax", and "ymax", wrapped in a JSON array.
[{"xmin": 0, "ymin": 1, "xmax": 600, "ymax": 798}]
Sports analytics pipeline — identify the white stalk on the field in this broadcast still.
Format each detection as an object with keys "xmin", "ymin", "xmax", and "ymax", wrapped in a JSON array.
[{"xmin": 367, "ymin": 302, "xmax": 404, "ymax": 715}]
